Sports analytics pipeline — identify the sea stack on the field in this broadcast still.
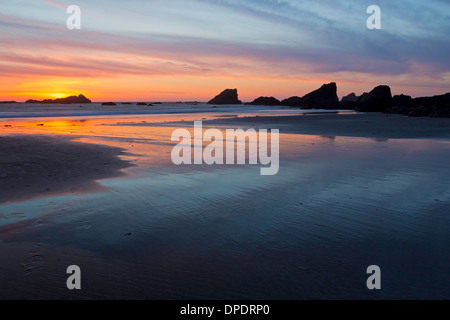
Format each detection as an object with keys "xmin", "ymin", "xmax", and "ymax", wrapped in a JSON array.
[
  {"xmin": 356, "ymin": 85, "xmax": 392, "ymax": 112},
  {"xmin": 246, "ymin": 97, "xmax": 281, "ymax": 106},
  {"xmin": 208, "ymin": 89, "xmax": 242, "ymax": 105},
  {"xmin": 281, "ymin": 82, "xmax": 340, "ymax": 109},
  {"xmin": 340, "ymin": 93, "xmax": 359, "ymax": 110}
]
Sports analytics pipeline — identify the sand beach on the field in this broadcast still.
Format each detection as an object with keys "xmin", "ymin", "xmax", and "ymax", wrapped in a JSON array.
[{"xmin": 0, "ymin": 107, "xmax": 449, "ymax": 299}]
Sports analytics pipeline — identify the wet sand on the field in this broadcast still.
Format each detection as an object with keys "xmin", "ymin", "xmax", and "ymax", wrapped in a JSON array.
[
  {"xmin": 0, "ymin": 135, "xmax": 132, "ymax": 204},
  {"xmin": 1, "ymin": 112, "xmax": 450, "ymax": 300},
  {"xmin": 203, "ymin": 113, "xmax": 450, "ymax": 139},
  {"xmin": 2, "ymin": 113, "xmax": 450, "ymax": 204}
]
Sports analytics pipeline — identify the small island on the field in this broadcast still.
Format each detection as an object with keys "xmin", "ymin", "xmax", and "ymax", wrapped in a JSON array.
[
  {"xmin": 208, "ymin": 89, "xmax": 242, "ymax": 105},
  {"xmin": 25, "ymin": 94, "xmax": 92, "ymax": 104}
]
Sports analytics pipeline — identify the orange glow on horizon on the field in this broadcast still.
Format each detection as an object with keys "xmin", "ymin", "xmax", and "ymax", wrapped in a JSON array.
[{"xmin": 1, "ymin": 73, "xmax": 447, "ymax": 103}]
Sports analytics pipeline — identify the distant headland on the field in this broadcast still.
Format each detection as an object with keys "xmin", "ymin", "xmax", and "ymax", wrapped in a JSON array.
[{"xmin": 25, "ymin": 94, "xmax": 92, "ymax": 104}]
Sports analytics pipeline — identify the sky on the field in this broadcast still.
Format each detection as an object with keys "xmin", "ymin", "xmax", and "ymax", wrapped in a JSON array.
[{"xmin": 0, "ymin": 0, "xmax": 449, "ymax": 102}]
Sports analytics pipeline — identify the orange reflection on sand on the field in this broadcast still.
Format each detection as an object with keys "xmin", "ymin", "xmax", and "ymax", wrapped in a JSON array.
[
  {"xmin": 3, "ymin": 115, "xmax": 443, "ymax": 173},
  {"xmin": 0, "ymin": 116, "xmax": 310, "ymax": 169},
  {"xmin": 0, "ymin": 114, "xmax": 220, "ymax": 136}
]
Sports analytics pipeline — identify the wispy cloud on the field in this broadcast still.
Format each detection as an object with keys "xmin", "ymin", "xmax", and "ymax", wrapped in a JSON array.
[{"xmin": 41, "ymin": 0, "xmax": 67, "ymax": 10}]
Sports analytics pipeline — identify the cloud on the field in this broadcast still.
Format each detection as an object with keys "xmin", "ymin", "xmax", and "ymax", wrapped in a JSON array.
[
  {"xmin": 0, "ymin": 0, "xmax": 449, "ymax": 98},
  {"xmin": 41, "ymin": 0, "xmax": 67, "ymax": 10}
]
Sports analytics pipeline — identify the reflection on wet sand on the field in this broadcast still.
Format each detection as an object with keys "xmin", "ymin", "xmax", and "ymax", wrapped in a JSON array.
[{"xmin": 0, "ymin": 112, "xmax": 450, "ymax": 299}]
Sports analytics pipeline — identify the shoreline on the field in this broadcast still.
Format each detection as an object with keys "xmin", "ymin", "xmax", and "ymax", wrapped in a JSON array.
[{"xmin": 0, "ymin": 135, "xmax": 133, "ymax": 204}]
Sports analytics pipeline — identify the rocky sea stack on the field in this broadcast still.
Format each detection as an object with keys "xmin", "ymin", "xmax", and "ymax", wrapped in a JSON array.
[
  {"xmin": 246, "ymin": 97, "xmax": 281, "ymax": 106},
  {"xmin": 280, "ymin": 82, "xmax": 340, "ymax": 109},
  {"xmin": 339, "ymin": 93, "xmax": 359, "ymax": 109},
  {"xmin": 356, "ymin": 85, "xmax": 393, "ymax": 112},
  {"xmin": 208, "ymin": 89, "xmax": 242, "ymax": 105}
]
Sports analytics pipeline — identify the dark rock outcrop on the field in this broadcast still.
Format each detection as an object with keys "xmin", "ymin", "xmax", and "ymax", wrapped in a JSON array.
[
  {"xmin": 430, "ymin": 103, "xmax": 450, "ymax": 118},
  {"xmin": 208, "ymin": 89, "xmax": 242, "ymax": 105},
  {"xmin": 280, "ymin": 96, "xmax": 302, "ymax": 107},
  {"xmin": 408, "ymin": 105, "xmax": 432, "ymax": 117},
  {"xmin": 25, "ymin": 94, "xmax": 92, "ymax": 104},
  {"xmin": 281, "ymin": 83, "xmax": 340, "ymax": 109},
  {"xmin": 384, "ymin": 92, "xmax": 450, "ymax": 118},
  {"xmin": 298, "ymin": 82, "xmax": 340, "ymax": 109},
  {"xmin": 356, "ymin": 86, "xmax": 392, "ymax": 112},
  {"xmin": 384, "ymin": 95, "xmax": 414, "ymax": 115},
  {"xmin": 246, "ymin": 96, "xmax": 280, "ymax": 106},
  {"xmin": 340, "ymin": 93, "xmax": 359, "ymax": 109},
  {"xmin": 413, "ymin": 93, "xmax": 450, "ymax": 118},
  {"xmin": 413, "ymin": 93, "xmax": 450, "ymax": 117},
  {"xmin": 102, "ymin": 102, "xmax": 117, "ymax": 106},
  {"xmin": 393, "ymin": 94, "xmax": 413, "ymax": 107}
]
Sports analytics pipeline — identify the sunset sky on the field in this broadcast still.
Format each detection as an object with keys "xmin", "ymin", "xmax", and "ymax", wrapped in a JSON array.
[{"xmin": 1, "ymin": 0, "xmax": 449, "ymax": 102}]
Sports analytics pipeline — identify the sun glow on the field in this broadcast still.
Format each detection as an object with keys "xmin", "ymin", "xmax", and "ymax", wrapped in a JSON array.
[{"xmin": 47, "ymin": 92, "xmax": 77, "ymax": 99}]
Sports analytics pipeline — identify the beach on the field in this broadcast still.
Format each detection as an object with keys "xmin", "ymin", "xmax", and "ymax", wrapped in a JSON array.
[
  {"xmin": 0, "ymin": 135, "xmax": 132, "ymax": 204},
  {"xmin": 1, "ymin": 106, "xmax": 450, "ymax": 300},
  {"xmin": 2, "ymin": 112, "xmax": 450, "ymax": 204}
]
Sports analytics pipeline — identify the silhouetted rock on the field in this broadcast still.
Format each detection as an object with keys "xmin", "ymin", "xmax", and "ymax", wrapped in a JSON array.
[
  {"xmin": 280, "ymin": 83, "xmax": 340, "ymax": 109},
  {"xmin": 414, "ymin": 93, "xmax": 450, "ymax": 108},
  {"xmin": 136, "ymin": 102, "xmax": 147, "ymax": 106},
  {"xmin": 208, "ymin": 89, "xmax": 242, "ymax": 105},
  {"xmin": 246, "ymin": 96, "xmax": 280, "ymax": 106},
  {"xmin": 356, "ymin": 86, "xmax": 392, "ymax": 112},
  {"xmin": 177, "ymin": 101, "xmax": 200, "ymax": 104},
  {"xmin": 384, "ymin": 95, "xmax": 414, "ymax": 115},
  {"xmin": 384, "ymin": 106, "xmax": 410, "ymax": 115},
  {"xmin": 340, "ymin": 93, "xmax": 359, "ymax": 109},
  {"xmin": 415, "ymin": 93, "xmax": 450, "ymax": 118},
  {"xmin": 393, "ymin": 94, "xmax": 413, "ymax": 107},
  {"xmin": 299, "ymin": 82, "xmax": 340, "ymax": 109},
  {"xmin": 102, "ymin": 102, "xmax": 117, "ymax": 106},
  {"xmin": 430, "ymin": 103, "xmax": 450, "ymax": 118},
  {"xmin": 25, "ymin": 94, "xmax": 92, "ymax": 104},
  {"xmin": 384, "ymin": 92, "xmax": 450, "ymax": 118},
  {"xmin": 409, "ymin": 105, "xmax": 432, "ymax": 117},
  {"xmin": 280, "ymin": 96, "xmax": 302, "ymax": 107}
]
